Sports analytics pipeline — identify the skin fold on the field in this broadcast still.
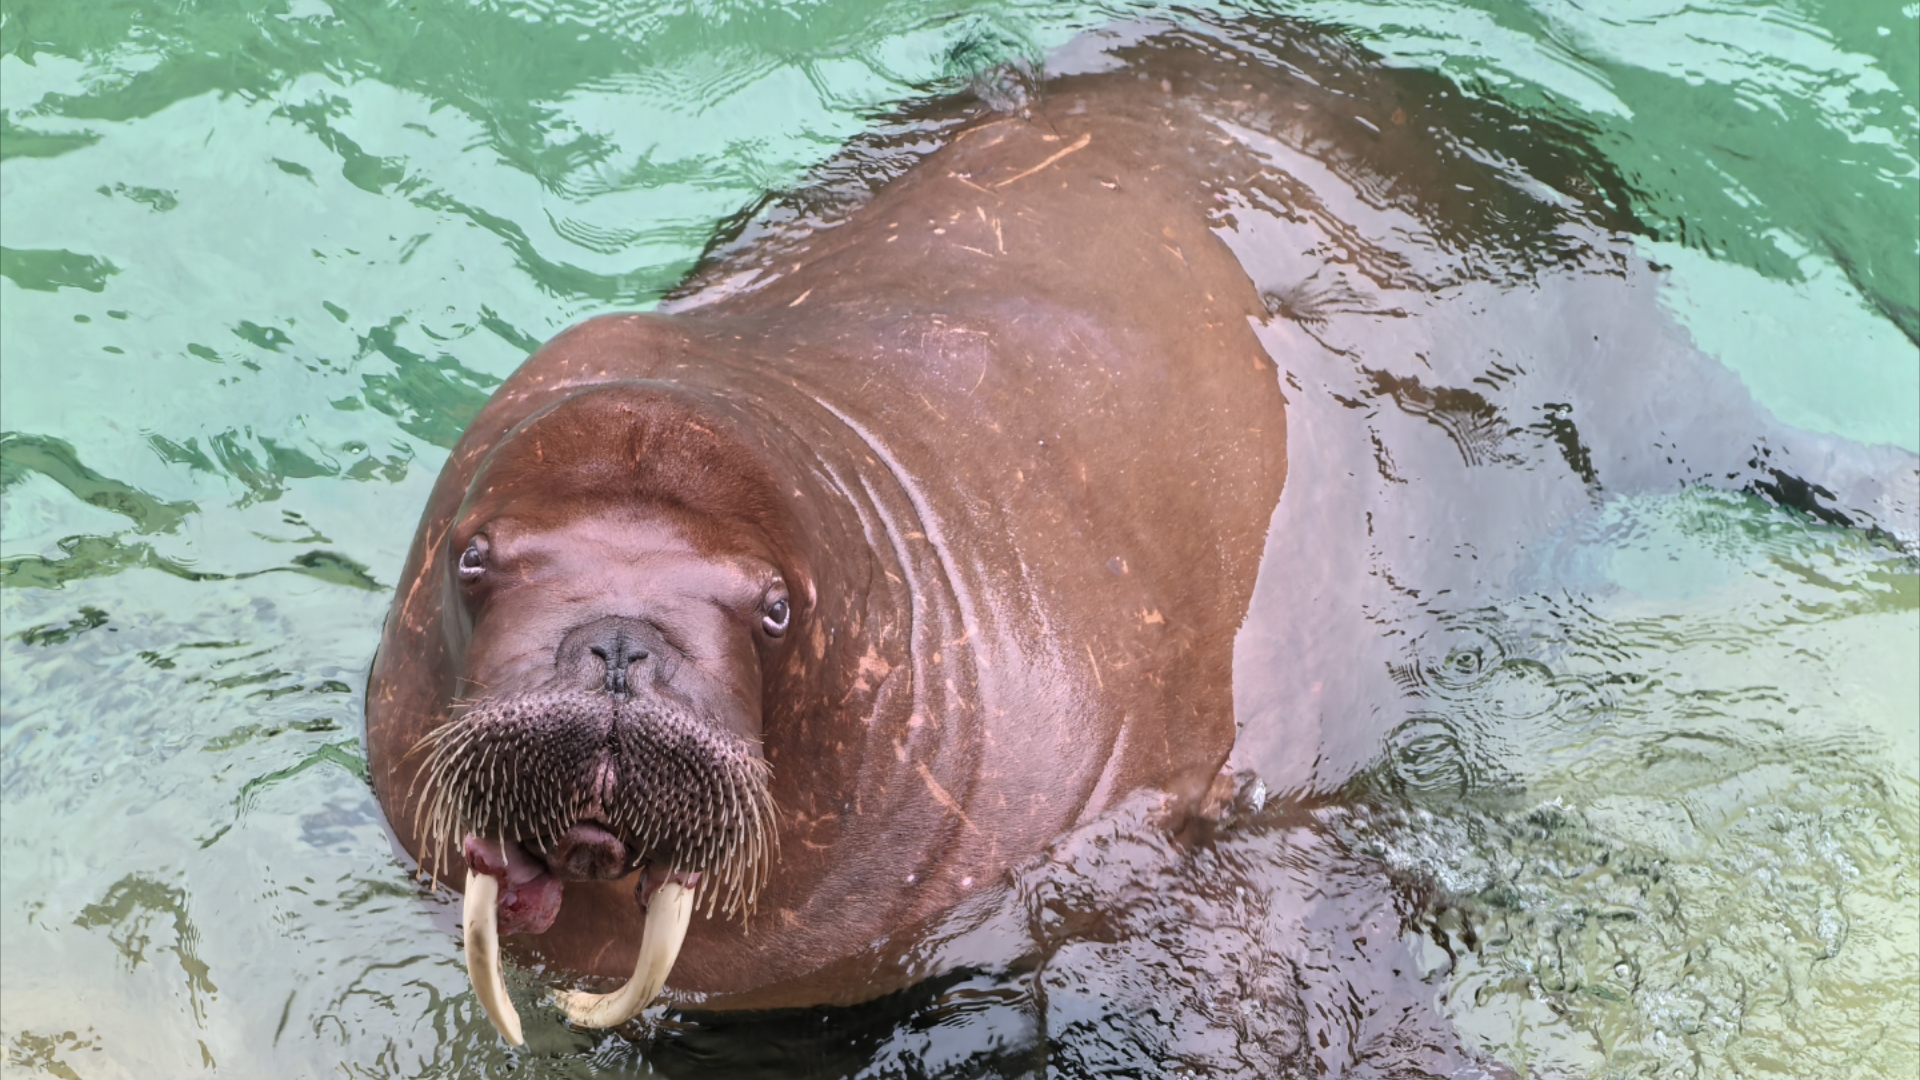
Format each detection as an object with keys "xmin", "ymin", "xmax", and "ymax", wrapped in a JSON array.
[{"xmin": 368, "ymin": 47, "xmax": 1296, "ymax": 1011}]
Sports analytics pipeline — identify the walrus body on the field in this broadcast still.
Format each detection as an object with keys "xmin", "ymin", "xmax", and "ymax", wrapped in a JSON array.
[{"xmin": 368, "ymin": 45, "xmax": 1303, "ymax": 1014}]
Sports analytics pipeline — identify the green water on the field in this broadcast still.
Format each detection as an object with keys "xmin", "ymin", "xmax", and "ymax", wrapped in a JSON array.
[{"xmin": 2, "ymin": 1, "xmax": 1915, "ymax": 1077}]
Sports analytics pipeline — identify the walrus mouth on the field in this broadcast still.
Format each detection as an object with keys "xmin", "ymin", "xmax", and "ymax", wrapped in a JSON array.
[{"xmin": 413, "ymin": 690, "xmax": 774, "ymax": 1041}]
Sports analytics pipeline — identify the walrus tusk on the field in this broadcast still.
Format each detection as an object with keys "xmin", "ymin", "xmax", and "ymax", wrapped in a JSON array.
[
  {"xmin": 462, "ymin": 870, "xmax": 525, "ymax": 1045},
  {"xmin": 554, "ymin": 881, "xmax": 694, "ymax": 1029}
]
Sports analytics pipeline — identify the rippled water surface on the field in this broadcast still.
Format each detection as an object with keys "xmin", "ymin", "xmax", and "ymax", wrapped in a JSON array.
[{"xmin": 2, "ymin": 2, "xmax": 1916, "ymax": 1077}]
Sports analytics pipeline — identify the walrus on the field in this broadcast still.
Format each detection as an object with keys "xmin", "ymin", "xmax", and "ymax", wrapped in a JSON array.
[{"xmin": 364, "ymin": 23, "xmax": 1579, "ymax": 1045}]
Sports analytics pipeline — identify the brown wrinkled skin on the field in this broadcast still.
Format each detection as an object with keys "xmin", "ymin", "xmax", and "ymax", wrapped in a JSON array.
[{"xmin": 367, "ymin": 59, "xmax": 1292, "ymax": 1010}]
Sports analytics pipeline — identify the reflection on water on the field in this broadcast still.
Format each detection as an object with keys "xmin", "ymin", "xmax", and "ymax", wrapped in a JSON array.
[
  {"xmin": 1351, "ymin": 486, "xmax": 1918, "ymax": 1076},
  {"xmin": 2, "ymin": 1, "xmax": 1915, "ymax": 1077}
]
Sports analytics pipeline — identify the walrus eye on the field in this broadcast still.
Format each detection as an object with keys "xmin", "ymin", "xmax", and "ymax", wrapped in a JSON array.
[
  {"xmin": 458, "ymin": 537, "xmax": 488, "ymax": 581},
  {"xmin": 761, "ymin": 597, "xmax": 790, "ymax": 638}
]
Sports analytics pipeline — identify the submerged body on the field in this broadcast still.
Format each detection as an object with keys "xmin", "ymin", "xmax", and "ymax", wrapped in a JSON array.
[{"xmin": 368, "ymin": 46, "xmax": 1298, "ymax": 1019}]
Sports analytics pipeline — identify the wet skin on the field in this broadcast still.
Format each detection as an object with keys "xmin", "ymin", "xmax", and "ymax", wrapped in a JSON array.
[
  {"xmin": 368, "ymin": 47, "xmax": 1300, "ymax": 1009},
  {"xmin": 368, "ymin": 21, "xmax": 1909, "ymax": 1034}
]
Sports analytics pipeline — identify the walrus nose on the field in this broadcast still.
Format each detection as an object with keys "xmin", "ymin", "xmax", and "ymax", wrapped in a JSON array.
[
  {"xmin": 591, "ymin": 631, "xmax": 649, "ymax": 695},
  {"xmin": 559, "ymin": 616, "xmax": 675, "ymax": 696}
]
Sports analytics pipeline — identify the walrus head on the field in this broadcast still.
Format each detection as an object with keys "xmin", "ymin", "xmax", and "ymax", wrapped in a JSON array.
[{"xmin": 411, "ymin": 384, "xmax": 797, "ymax": 1040}]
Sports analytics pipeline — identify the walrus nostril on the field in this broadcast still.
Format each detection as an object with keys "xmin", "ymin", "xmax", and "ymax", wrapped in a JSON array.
[
  {"xmin": 555, "ymin": 617, "xmax": 676, "ymax": 696},
  {"xmin": 588, "ymin": 632, "xmax": 649, "ymax": 696}
]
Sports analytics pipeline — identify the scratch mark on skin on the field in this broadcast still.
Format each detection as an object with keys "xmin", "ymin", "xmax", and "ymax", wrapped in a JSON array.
[
  {"xmin": 590, "ymin": 940, "xmax": 616, "ymax": 970},
  {"xmin": 950, "ymin": 121, "xmax": 1011, "ymax": 146},
  {"xmin": 950, "ymin": 173, "xmax": 994, "ymax": 194},
  {"xmin": 788, "ymin": 288, "xmax": 813, "ymax": 308},
  {"xmin": 915, "ymin": 762, "xmax": 980, "ymax": 835},
  {"xmin": 956, "ymin": 245, "xmax": 993, "ymax": 257},
  {"xmin": 994, "ymin": 133, "xmax": 1092, "ymax": 189},
  {"xmin": 1086, "ymin": 644, "xmax": 1104, "ymax": 690}
]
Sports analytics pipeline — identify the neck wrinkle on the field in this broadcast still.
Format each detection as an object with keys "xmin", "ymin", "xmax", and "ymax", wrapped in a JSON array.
[{"xmin": 751, "ymin": 371, "xmax": 989, "ymax": 907}]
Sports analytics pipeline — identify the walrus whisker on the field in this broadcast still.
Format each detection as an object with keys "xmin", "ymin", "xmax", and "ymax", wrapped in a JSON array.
[
  {"xmin": 412, "ymin": 691, "xmax": 776, "ymax": 921},
  {"xmin": 411, "ymin": 724, "xmax": 478, "ymax": 885}
]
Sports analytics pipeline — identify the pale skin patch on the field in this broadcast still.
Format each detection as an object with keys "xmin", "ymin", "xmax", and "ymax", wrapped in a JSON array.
[{"xmin": 850, "ymin": 647, "xmax": 891, "ymax": 694}]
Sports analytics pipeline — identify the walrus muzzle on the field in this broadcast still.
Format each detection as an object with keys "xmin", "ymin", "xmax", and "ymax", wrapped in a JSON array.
[{"xmin": 416, "ymin": 689, "xmax": 774, "ymax": 1040}]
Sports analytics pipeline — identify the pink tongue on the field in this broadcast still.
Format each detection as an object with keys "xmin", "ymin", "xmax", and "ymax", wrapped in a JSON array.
[{"xmin": 464, "ymin": 835, "xmax": 563, "ymax": 936}]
